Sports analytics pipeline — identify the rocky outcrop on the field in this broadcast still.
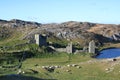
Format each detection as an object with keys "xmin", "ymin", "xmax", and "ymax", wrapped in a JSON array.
[
  {"xmin": 0, "ymin": 19, "xmax": 41, "ymax": 28},
  {"xmin": 87, "ymin": 24, "xmax": 120, "ymax": 41},
  {"xmin": 111, "ymin": 33, "xmax": 120, "ymax": 41},
  {"xmin": 0, "ymin": 19, "xmax": 120, "ymax": 44},
  {"xmin": 23, "ymin": 21, "xmax": 111, "ymax": 46}
]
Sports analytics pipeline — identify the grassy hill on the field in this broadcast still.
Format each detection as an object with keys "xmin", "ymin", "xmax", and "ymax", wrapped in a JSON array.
[
  {"xmin": 1, "ymin": 53, "xmax": 120, "ymax": 80},
  {"xmin": 0, "ymin": 19, "xmax": 120, "ymax": 80}
]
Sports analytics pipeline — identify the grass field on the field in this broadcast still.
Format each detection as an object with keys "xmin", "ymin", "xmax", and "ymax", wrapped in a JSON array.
[
  {"xmin": 0, "ymin": 28, "xmax": 120, "ymax": 80},
  {"xmin": 1, "ymin": 52, "xmax": 120, "ymax": 80},
  {"xmin": 21, "ymin": 55, "xmax": 120, "ymax": 80}
]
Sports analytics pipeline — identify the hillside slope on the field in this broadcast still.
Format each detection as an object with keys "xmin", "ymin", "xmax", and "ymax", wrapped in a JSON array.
[{"xmin": 0, "ymin": 19, "xmax": 120, "ymax": 46}]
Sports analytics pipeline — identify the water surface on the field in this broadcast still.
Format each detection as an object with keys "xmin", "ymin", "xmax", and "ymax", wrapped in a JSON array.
[{"xmin": 96, "ymin": 48, "xmax": 120, "ymax": 59}]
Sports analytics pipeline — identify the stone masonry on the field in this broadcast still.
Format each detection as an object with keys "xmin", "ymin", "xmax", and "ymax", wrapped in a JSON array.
[
  {"xmin": 89, "ymin": 40, "xmax": 95, "ymax": 54},
  {"xmin": 66, "ymin": 42, "xmax": 73, "ymax": 53},
  {"xmin": 35, "ymin": 34, "xmax": 47, "ymax": 46}
]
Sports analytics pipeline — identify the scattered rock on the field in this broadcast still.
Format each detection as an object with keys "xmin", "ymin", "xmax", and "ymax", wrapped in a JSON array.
[
  {"xmin": 42, "ymin": 66, "xmax": 46, "ymax": 69},
  {"xmin": 22, "ymin": 71, "xmax": 25, "ymax": 74},
  {"xmin": 72, "ymin": 64, "xmax": 78, "ymax": 67},
  {"xmin": 105, "ymin": 68, "xmax": 110, "ymax": 71},
  {"xmin": 112, "ymin": 58, "xmax": 117, "ymax": 61},
  {"xmin": 28, "ymin": 69, "xmax": 39, "ymax": 74},
  {"xmin": 105, "ymin": 67, "xmax": 114, "ymax": 73},
  {"xmin": 76, "ymin": 66, "xmax": 81, "ymax": 69},
  {"xmin": 17, "ymin": 69, "xmax": 22, "ymax": 74},
  {"xmin": 42, "ymin": 66, "xmax": 55, "ymax": 72},
  {"xmin": 66, "ymin": 70, "xmax": 71, "ymax": 72},
  {"xmin": 67, "ymin": 64, "xmax": 72, "ymax": 67},
  {"xmin": 55, "ymin": 65, "xmax": 61, "ymax": 68}
]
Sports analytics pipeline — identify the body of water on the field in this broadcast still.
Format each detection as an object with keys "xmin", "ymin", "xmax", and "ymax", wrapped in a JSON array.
[{"xmin": 96, "ymin": 48, "xmax": 120, "ymax": 59}]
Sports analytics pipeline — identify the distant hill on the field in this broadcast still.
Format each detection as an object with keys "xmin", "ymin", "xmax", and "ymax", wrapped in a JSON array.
[
  {"xmin": 0, "ymin": 19, "xmax": 41, "ymax": 28},
  {"xmin": 0, "ymin": 19, "xmax": 120, "ymax": 46}
]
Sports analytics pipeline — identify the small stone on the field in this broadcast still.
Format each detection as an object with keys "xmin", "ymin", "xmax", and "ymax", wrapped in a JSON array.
[
  {"xmin": 112, "ymin": 58, "xmax": 117, "ymax": 61},
  {"xmin": 17, "ymin": 69, "xmax": 22, "ymax": 74},
  {"xmin": 72, "ymin": 64, "xmax": 78, "ymax": 67},
  {"xmin": 67, "ymin": 64, "xmax": 71, "ymax": 67},
  {"xmin": 76, "ymin": 66, "xmax": 81, "ymax": 69},
  {"xmin": 55, "ymin": 66, "xmax": 60, "ymax": 68},
  {"xmin": 22, "ymin": 71, "xmax": 25, "ymax": 74},
  {"xmin": 66, "ymin": 70, "xmax": 71, "ymax": 72},
  {"xmin": 42, "ymin": 66, "xmax": 45, "ymax": 69},
  {"xmin": 105, "ymin": 68, "xmax": 110, "ymax": 71}
]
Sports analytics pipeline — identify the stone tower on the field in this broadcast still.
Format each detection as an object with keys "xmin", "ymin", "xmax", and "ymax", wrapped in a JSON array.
[
  {"xmin": 35, "ymin": 34, "xmax": 47, "ymax": 46},
  {"xmin": 89, "ymin": 40, "xmax": 95, "ymax": 53},
  {"xmin": 66, "ymin": 42, "xmax": 73, "ymax": 53}
]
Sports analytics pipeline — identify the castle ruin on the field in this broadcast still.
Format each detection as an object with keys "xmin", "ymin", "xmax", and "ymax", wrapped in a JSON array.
[
  {"xmin": 34, "ymin": 34, "xmax": 96, "ymax": 54},
  {"xmin": 66, "ymin": 42, "xmax": 73, "ymax": 53},
  {"xmin": 35, "ymin": 34, "xmax": 47, "ymax": 46},
  {"xmin": 89, "ymin": 40, "xmax": 95, "ymax": 54},
  {"xmin": 55, "ymin": 42, "xmax": 73, "ymax": 54}
]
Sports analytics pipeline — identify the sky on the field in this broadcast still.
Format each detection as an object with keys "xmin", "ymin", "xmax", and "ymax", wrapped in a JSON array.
[{"xmin": 0, "ymin": 0, "xmax": 120, "ymax": 24}]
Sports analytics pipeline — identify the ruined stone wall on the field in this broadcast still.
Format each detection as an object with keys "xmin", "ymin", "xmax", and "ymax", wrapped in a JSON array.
[
  {"xmin": 89, "ymin": 40, "xmax": 95, "ymax": 53},
  {"xmin": 55, "ymin": 48, "xmax": 66, "ymax": 52},
  {"xmin": 35, "ymin": 34, "xmax": 40, "ymax": 45},
  {"xmin": 66, "ymin": 42, "xmax": 72, "ymax": 53},
  {"xmin": 35, "ymin": 34, "xmax": 47, "ymax": 46}
]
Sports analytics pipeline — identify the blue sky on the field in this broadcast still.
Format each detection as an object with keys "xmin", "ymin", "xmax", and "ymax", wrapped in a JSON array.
[{"xmin": 0, "ymin": 0, "xmax": 120, "ymax": 24}]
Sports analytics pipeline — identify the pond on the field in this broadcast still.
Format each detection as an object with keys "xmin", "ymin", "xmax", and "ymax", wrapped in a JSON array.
[
  {"xmin": 96, "ymin": 48, "xmax": 120, "ymax": 59},
  {"xmin": 0, "ymin": 74, "xmax": 44, "ymax": 80}
]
